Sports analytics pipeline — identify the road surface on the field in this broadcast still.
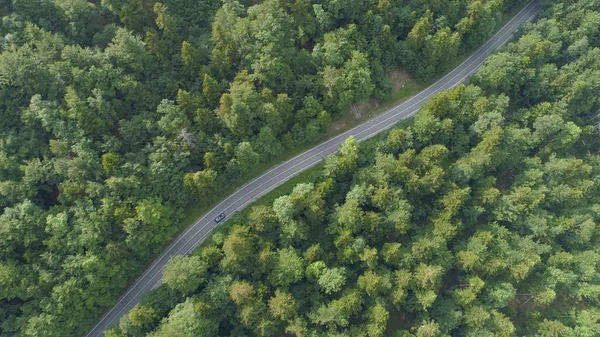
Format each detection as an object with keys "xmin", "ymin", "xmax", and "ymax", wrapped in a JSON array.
[{"xmin": 85, "ymin": 1, "xmax": 540, "ymax": 335}]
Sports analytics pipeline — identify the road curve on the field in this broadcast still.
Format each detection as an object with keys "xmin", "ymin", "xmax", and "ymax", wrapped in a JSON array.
[{"xmin": 86, "ymin": 2, "xmax": 540, "ymax": 335}]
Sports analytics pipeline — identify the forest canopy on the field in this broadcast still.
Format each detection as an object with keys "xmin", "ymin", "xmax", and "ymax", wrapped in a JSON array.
[
  {"xmin": 103, "ymin": 0, "xmax": 600, "ymax": 336},
  {"xmin": 0, "ymin": 0, "xmax": 565, "ymax": 336}
]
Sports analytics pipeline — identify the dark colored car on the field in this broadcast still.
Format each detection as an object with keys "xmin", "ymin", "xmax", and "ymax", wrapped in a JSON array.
[{"xmin": 214, "ymin": 212, "xmax": 226, "ymax": 223}]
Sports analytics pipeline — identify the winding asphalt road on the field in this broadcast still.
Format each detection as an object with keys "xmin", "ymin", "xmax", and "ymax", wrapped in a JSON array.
[{"xmin": 86, "ymin": 1, "xmax": 540, "ymax": 335}]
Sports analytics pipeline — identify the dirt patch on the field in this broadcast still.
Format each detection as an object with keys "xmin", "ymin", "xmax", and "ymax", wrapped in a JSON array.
[
  {"xmin": 355, "ymin": 99, "xmax": 382, "ymax": 119},
  {"xmin": 326, "ymin": 68, "xmax": 417, "ymax": 136},
  {"xmin": 350, "ymin": 68, "xmax": 414, "ymax": 119},
  {"xmin": 329, "ymin": 119, "xmax": 347, "ymax": 131},
  {"xmin": 388, "ymin": 68, "xmax": 412, "ymax": 96}
]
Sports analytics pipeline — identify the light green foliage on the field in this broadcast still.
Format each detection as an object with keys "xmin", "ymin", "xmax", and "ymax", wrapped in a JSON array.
[
  {"xmin": 414, "ymin": 320, "xmax": 441, "ymax": 337},
  {"xmin": 162, "ymin": 256, "xmax": 207, "ymax": 294},
  {"xmin": 128, "ymin": 304, "xmax": 157, "ymax": 328},
  {"xmin": 153, "ymin": 2, "xmax": 177, "ymax": 38},
  {"xmin": 123, "ymin": 198, "xmax": 179, "ymax": 248},
  {"xmin": 227, "ymin": 141, "xmax": 260, "ymax": 178},
  {"xmin": 102, "ymin": 152, "xmax": 122, "ymax": 175},
  {"xmin": 364, "ymin": 303, "xmax": 389, "ymax": 337},
  {"xmin": 183, "ymin": 169, "xmax": 217, "ymax": 201},
  {"xmin": 485, "ymin": 282, "xmax": 516, "ymax": 308},
  {"xmin": 321, "ymin": 51, "xmax": 375, "ymax": 112},
  {"xmin": 358, "ymin": 270, "xmax": 391, "ymax": 297},
  {"xmin": 324, "ymin": 137, "xmax": 359, "ymax": 179},
  {"xmin": 268, "ymin": 289, "xmax": 296, "ymax": 321},
  {"xmin": 221, "ymin": 225, "xmax": 255, "ymax": 273},
  {"xmin": 270, "ymin": 247, "xmax": 305, "ymax": 288},
  {"xmin": 309, "ymin": 300, "xmax": 350, "ymax": 331},
  {"xmin": 218, "ymin": 72, "xmax": 262, "ymax": 137},
  {"xmin": 318, "ymin": 267, "xmax": 347, "ymax": 294},
  {"xmin": 306, "ymin": 261, "xmax": 327, "ymax": 279},
  {"xmin": 313, "ymin": 25, "xmax": 362, "ymax": 67},
  {"xmin": 229, "ymin": 281, "xmax": 255, "ymax": 305},
  {"xmin": 149, "ymin": 299, "xmax": 218, "ymax": 337}
]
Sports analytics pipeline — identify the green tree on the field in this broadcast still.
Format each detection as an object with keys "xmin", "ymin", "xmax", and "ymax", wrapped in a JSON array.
[
  {"xmin": 163, "ymin": 256, "xmax": 207, "ymax": 294},
  {"xmin": 414, "ymin": 320, "xmax": 441, "ymax": 337},
  {"xmin": 229, "ymin": 281, "xmax": 255, "ymax": 305},
  {"xmin": 227, "ymin": 141, "xmax": 260, "ymax": 178},
  {"xmin": 269, "ymin": 289, "xmax": 296, "ymax": 321},
  {"xmin": 202, "ymin": 74, "xmax": 222, "ymax": 108},
  {"xmin": 364, "ymin": 303, "xmax": 389, "ymax": 337},
  {"xmin": 321, "ymin": 51, "xmax": 375, "ymax": 112},
  {"xmin": 254, "ymin": 126, "xmax": 284, "ymax": 160},
  {"xmin": 218, "ymin": 72, "xmax": 262, "ymax": 138},
  {"xmin": 358, "ymin": 270, "xmax": 391, "ymax": 297},
  {"xmin": 318, "ymin": 267, "xmax": 347, "ymax": 294},
  {"xmin": 149, "ymin": 299, "xmax": 218, "ymax": 337},
  {"xmin": 221, "ymin": 225, "xmax": 255, "ymax": 273},
  {"xmin": 128, "ymin": 304, "xmax": 157, "ymax": 328},
  {"xmin": 183, "ymin": 169, "xmax": 217, "ymax": 201},
  {"xmin": 102, "ymin": 152, "xmax": 122, "ymax": 175},
  {"xmin": 270, "ymin": 247, "xmax": 304, "ymax": 288},
  {"xmin": 153, "ymin": 2, "xmax": 178, "ymax": 39},
  {"xmin": 324, "ymin": 137, "xmax": 359, "ymax": 180},
  {"xmin": 181, "ymin": 41, "xmax": 205, "ymax": 73}
]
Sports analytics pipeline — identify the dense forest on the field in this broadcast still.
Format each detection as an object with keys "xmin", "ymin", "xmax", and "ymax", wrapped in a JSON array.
[
  {"xmin": 103, "ymin": 0, "xmax": 600, "ymax": 336},
  {"xmin": 0, "ymin": 0, "xmax": 530, "ymax": 336}
]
